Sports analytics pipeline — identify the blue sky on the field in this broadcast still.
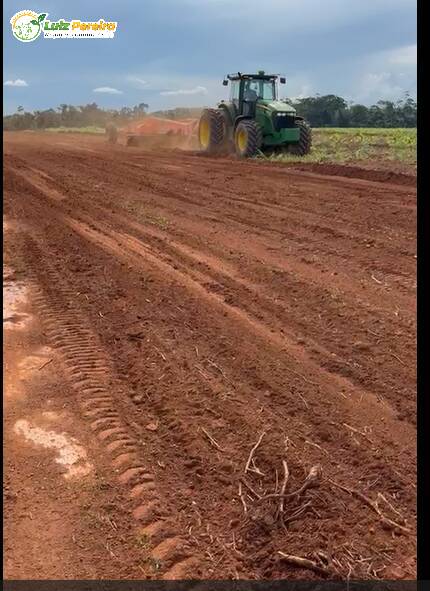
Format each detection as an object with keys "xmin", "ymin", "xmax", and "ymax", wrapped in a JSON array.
[{"xmin": 4, "ymin": 0, "xmax": 416, "ymax": 114}]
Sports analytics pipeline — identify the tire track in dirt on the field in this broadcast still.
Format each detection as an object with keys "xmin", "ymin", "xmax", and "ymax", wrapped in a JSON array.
[
  {"xmin": 10, "ymin": 230, "xmax": 203, "ymax": 580},
  {"xmin": 7, "ymin": 148, "xmax": 415, "ymax": 325},
  {"xmin": 3, "ymin": 134, "xmax": 417, "ymax": 579},
  {"xmin": 65, "ymin": 207, "xmax": 415, "ymax": 426},
  {"xmin": 45, "ymin": 148, "xmax": 417, "ymax": 303},
  {"xmin": 4, "ymin": 150, "xmax": 416, "ymax": 446},
  {"xmin": 5, "ymin": 155, "xmax": 416, "ymax": 462},
  {"xmin": 12, "ymin": 155, "xmax": 409, "ymax": 431},
  {"xmin": 4, "ymin": 174, "xmax": 246, "ymax": 577},
  {"xmin": 35, "ymin": 212, "xmax": 418, "ymax": 580},
  {"xmin": 95, "ymin": 210, "xmax": 416, "ymax": 420},
  {"xmin": 5, "ymin": 146, "xmax": 416, "ymax": 300},
  {"xmin": 48, "ymin": 148, "xmax": 415, "ymax": 424}
]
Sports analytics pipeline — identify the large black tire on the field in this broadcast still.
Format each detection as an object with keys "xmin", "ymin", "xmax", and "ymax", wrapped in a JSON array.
[
  {"xmin": 288, "ymin": 119, "xmax": 312, "ymax": 156},
  {"xmin": 198, "ymin": 108, "xmax": 224, "ymax": 154},
  {"xmin": 234, "ymin": 119, "xmax": 263, "ymax": 158},
  {"xmin": 217, "ymin": 109, "xmax": 234, "ymax": 155}
]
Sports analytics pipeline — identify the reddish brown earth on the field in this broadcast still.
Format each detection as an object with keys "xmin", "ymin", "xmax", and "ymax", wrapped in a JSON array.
[
  {"xmin": 3, "ymin": 131, "xmax": 416, "ymax": 580},
  {"xmin": 282, "ymin": 162, "xmax": 416, "ymax": 187}
]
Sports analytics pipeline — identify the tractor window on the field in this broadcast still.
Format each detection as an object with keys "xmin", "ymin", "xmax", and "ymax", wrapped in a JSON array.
[
  {"xmin": 262, "ymin": 80, "xmax": 276, "ymax": 100},
  {"xmin": 244, "ymin": 79, "xmax": 276, "ymax": 101},
  {"xmin": 230, "ymin": 81, "xmax": 240, "ymax": 102}
]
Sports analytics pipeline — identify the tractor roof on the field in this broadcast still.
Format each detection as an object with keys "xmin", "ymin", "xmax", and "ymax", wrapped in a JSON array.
[{"xmin": 227, "ymin": 71, "xmax": 278, "ymax": 81}]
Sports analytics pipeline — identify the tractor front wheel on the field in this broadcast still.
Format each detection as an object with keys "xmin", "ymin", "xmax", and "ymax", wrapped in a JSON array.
[
  {"xmin": 198, "ymin": 109, "xmax": 224, "ymax": 154},
  {"xmin": 288, "ymin": 119, "xmax": 312, "ymax": 156},
  {"xmin": 234, "ymin": 120, "xmax": 262, "ymax": 158}
]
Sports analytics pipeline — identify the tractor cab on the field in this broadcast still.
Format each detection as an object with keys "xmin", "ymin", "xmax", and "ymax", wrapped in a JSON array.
[{"xmin": 225, "ymin": 71, "xmax": 281, "ymax": 118}]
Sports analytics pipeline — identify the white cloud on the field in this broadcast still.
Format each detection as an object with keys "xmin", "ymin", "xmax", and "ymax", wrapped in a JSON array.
[
  {"xmin": 160, "ymin": 85, "xmax": 208, "ymax": 96},
  {"xmin": 345, "ymin": 42, "xmax": 416, "ymax": 104},
  {"xmin": 284, "ymin": 81, "xmax": 314, "ymax": 102},
  {"xmin": 93, "ymin": 86, "xmax": 123, "ymax": 95},
  {"xmin": 127, "ymin": 76, "xmax": 148, "ymax": 87},
  {"xmin": 354, "ymin": 72, "xmax": 405, "ymax": 103},
  {"xmin": 386, "ymin": 44, "xmax": 417, "ymax": 66},
  {"xmin": 4, "ymin": 79, "xmax": 28, "ymax": 87}
]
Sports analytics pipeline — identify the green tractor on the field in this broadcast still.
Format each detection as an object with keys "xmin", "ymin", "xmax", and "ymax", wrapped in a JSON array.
[{"xmin": 198, "ymin": 71, "xmax": 312, "ymax": 158}]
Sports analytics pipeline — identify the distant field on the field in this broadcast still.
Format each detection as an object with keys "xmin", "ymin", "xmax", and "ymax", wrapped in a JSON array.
[
  {"xmin": 270, "ymin": 128, "xmax": 417, "ymax": 169},
  {"xmin": 44, "ymin": 126, "xmax": 105, "ymax": 134},
  {"xmin": 32, "ymin": 126, "xmax": 417, "ymax": 172}
]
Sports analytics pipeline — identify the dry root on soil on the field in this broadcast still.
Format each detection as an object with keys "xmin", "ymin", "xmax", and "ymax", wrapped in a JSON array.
[
  {"xmin": 278, "ymin": 551, "xmax": 332, "ymax": 576},
  {"xmin": 240, "ymin": 433, "xmax": 323, "ymax": 529},
  {"xmin": 329, "ymin": 480, "xmax": 412, "ymax": 536},
  {"xmin": 237, "ymin": 435, "xmax": 412, "ymax": 579}
]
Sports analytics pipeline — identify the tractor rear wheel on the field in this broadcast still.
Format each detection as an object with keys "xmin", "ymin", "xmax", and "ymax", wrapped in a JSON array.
[
  {"xmin": 288, "ymin": 119, "xmax": 312, "ymax": 156},
  {"xmin": 198, "ymin": 109, "xmax": 224, "ymax": 154},
  {"xmin": 234, "ymin": 120, "xmax": 263, "ymax": 158},
  {"xmin": 217, "ymin": 109, "xmax": 234, "ymax": 154}
]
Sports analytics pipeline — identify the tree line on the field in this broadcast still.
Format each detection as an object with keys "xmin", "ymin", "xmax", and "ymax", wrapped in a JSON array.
[
  {"xmin": 3, "ymin": 93, "xmax": 416, "ymax": 130},
  {"xmin": 3, "ymin": 102, "xmax": 149, "ymax": 131},
  {"xmin": 287, "ymin": 93, "xmax": 416, "ymax": 128}
]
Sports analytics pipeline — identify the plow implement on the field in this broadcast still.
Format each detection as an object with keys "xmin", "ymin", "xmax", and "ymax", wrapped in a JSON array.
[{"xmin": 106, "ymin": 116, "xmax": 199, "ymax": 149}]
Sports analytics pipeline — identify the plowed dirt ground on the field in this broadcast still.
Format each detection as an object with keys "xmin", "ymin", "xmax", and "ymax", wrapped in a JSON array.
[{"xmin": 3, "ymin": 131, "xmax": 416, "ymax": 580}]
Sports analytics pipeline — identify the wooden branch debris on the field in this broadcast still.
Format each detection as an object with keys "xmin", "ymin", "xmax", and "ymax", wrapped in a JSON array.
[
  {"xmin": 278, "ymin": 551, "xmax": 332, "ymax": 576},
  {"xmin": 343, "ymin": 423, "xmax": 373, "ymax": 445},
  {"xmin": 244, "ymin": 431, "xmax": 265, "ymax": 474},
  {"xmin": 279, "ymin": 459, "xmax": 289, "ymax": 514},
  {"xmin": 38, "ymin": 358, "xmax": 53, "ymax": 371},
  {"xmin": 257, "ymin": 464, "xmax": 323, "ymax": 504},
  {"xmin": 238, "ymin": 482, "xmax": 247, "ymax": 514},
  {"xmin": 329, "ymin": 479, "xmax": 412, "ymax": 535},
  {"xmin": 201, "ymin": 427, "xmax": 225, "ymax": 452}
]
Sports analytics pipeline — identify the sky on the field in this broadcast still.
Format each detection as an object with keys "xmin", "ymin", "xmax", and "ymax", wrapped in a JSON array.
[{"xmin": 3, "ymin": 0, "xmax": 417, "ymax": 114}]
